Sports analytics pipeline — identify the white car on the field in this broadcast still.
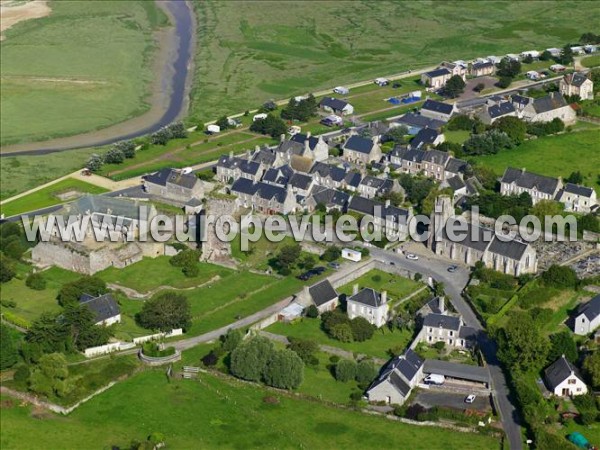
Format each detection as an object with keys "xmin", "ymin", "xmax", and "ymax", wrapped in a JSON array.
[
  {"xmin": 465, "ymin": 394, "xmax": 476, "ymax": 404},
  {"xmin": 405, "ymin": 253, "xmax": 419, "ymax": 260}
]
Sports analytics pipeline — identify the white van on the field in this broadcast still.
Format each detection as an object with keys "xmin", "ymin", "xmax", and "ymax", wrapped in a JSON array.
[
  {"xmin": 424, "ymin": 374, "xmax": 445, "ymax": 385},
  {"xmin": 253, "ymin": 113, "xmax": 268, "ymax": 122}
]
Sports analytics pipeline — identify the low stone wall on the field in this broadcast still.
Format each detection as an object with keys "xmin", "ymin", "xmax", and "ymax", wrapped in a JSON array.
[{"xmin": 139, "ymin": 349, "xmax": 181, "ymax": 366}]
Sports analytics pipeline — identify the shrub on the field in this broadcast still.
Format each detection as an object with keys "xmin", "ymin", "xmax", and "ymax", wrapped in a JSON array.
[
  {"xmin": 305, "ymin": 304, "xmax": 319, "ymax": 318},
  {"xmin": 142, "ymin": 342, "xmax": 175, "ymax": 358},
  {"xmin": 372, "ymin": 274, "xmax": 382, "ymax": 282},
  {"xmin": 433, "ymin": 341, "xmax": 446, "ymax": 350},
  {"xmin": 230, "ymin": 336, "xmax": 275, "ymax": 382},
  {"xmin": 201, "ymin": 351, "xmax": 218, "ymax": 367},
  {"xmin": 263, "ymin": 349, "xmax": 304, "ymax": 389},
  {"xmin": 1, "ymin": 299, "xmax": 16, "ymax": 308},
  {"xmin": 104, "ymin": 148, "xmax": 125, "ymax": 165},
  {"xmin": 287, "ymin": 337, "xmax": 318, "ymax": 364},
  {"xmin": 355, "ymin": 360, "xmax": 377, "ymax": 385},
  {"xmin": 13, "ymin": 365, "xmax": 31, "ymax": 387},
  {"xmin": 329, "ymin": 355, "xmax": 340, "ymax": 364},
  {"xmin": 330, "ymin": 323, "xmax": 354, "ymax": 342},
  {"xmin": 220, "ymin": 328, "xmax": 243, "ymax": 352},
  {"xmin": 26, "ymin": 272, "xmax": 46, "ymax": 291},
  {"xmin": 349, "ymin": 317, "xmax": 375, "ymax": 342},
  {"xmin": 335, "ymin": 359, "xmax": 357, "ymax": 382}
]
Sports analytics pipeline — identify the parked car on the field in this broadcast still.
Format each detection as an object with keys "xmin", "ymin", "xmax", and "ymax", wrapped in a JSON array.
[
  {"xmin": 389, "ymin": 261, "xmax": 396, "ymax": 266},
  {"xmin": 328, "ymin": 262, "xmax": 340, "ymax": 269},
  {"xmin": 297, "ymin": 272, "xmax": 312, "ymax": 281},
  {"xmin": 447, "ymin": 265, "xmax": 458, "ymax": 273},
  {"xmin": 333, "ymin": 86, "xmax": 350, "ymax": 95},
  {"xmin": 310, "ymin": 266, "xmax": 326, "ymax": 275},
  {"xmin": 465, "ymin": 394, "xmax": 476, "ymax": 404},
  {"xmin": 405, "ymin": 253, "xmax": 419, "ymax": 260},
  {"xmin": 424, "ymin": 374, "xmax": 445, "ymax": 385}
]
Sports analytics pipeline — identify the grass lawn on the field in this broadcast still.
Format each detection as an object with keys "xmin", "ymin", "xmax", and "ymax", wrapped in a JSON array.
[
  {"xmin": 0, "ymin": 370, "xmax": 501, "ymax": 449},
  {"xmin": 581, "ymin": 54, "xmax": 600, "ymax": 68},
  {"xmin": 337, "ymin": 269, "xmax": 424, "ymax": 304},
  {"xmin": 97, "ymin": 256, "xmax": 233, "ymax": 294},
  {"xmin": 0, "ymin": 265, "xmax": 81, "ymax": 325},
  {"xmin": 0, "ymin": 1, "xmax": 167, "ymax": 146},
  {"xmin": 560, "ymin": 419, "xmax": 600, "ymax": 447},
  {"xmin": 0, "ymin": 178, "xmax": 108, "ymax": 217},
  {"xmin": 268, "ymin": 318, "xmax": 414, "ymax": 359},
  {"xmin": 444, "ymin": 130, "xmax": 471, "ymax": 144},
  {"xmin": 473, "ymin": 130, "xmax": 600, "ymax": 189},
  {"xmin": 580, "ymin": 99, "xmax": 600, "ymax": 119}
]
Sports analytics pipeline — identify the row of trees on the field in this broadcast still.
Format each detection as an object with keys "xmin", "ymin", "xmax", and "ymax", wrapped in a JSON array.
[
  {"xmin": 281, "ymin": 95, "xmax": 318, "ymax": 122},
  {"xmin": 249, "ymin": 114, "xmax": 288, "ymax": 138}
]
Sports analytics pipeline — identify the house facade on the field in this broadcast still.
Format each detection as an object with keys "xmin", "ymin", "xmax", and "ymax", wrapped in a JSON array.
[
  {"xmin": 348, "ymin": 196, "xmax": 412, "ymax": 240},
  {"xmin": 319, "ymin": 97, "xmax": 354, "ymax": 115},
  {"xmin": 297, "ymin": 279, "xmax": 339, "ymax": 314},
  {"xmin": 342, "ymin": 135, "xmax": 383, "ymax": 165},
  {"xmin": 144, "ymin": 168, "xmax": 204, "ymax": 203},
  {"xmin": 572, "ymin": 295, "xmax": 600, "ymax": 336},
  {"xmin": 421, "ymin": 68, "xmax": 452, "ymax": 89},
  {"xmin": 513, "ymin": 92, "xmax": 577, "ymax": 125},
  {"xmin": 470, "ymin": 61, "xmax": 495, "ymax": 77},
  {"xmin": 230, "ymin": 178, "xmax": 296, "ymax": 214},
  {"xmin": 79, "ymin": 293, "xmax": 121, "ymax": 326},
  {"xmin": 556, "ymin": 183, "xmax": 598, "ymax": 213},
  {"xmin": 366, "ymin": 350, "xmax": 424, "ymax": 405},
  {"xmin": 347, "ymin": 286, "xmax": 389, "ymax": 328},
  {"xmin": 560, "ymin": 72, "xmax": 594, "ymax": 100},
  {"xmin": 545, "ymin": 356, "xmax": 588, "ymax": 397},
  {"xmin": 500, "ymin": 167, "xmax": 562, "ymax": 205}
]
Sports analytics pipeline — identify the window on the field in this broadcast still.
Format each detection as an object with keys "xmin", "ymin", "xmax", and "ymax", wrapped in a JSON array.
[
  {"xmin": 568, "ymin": 379, "xmax": 576, "ymax": 385},
  {"xmin": 576, "ymin": 388, "xmax": 582, "ymax": 392},
  {"xmin": 449, "ymin": 331, "xmax": 454, "ymax": 337}
]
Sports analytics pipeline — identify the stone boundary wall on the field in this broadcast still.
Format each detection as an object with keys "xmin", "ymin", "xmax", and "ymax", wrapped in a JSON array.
[{"xmin": 139, "ymin": 350, "xmax": 181, "ymax": 366}]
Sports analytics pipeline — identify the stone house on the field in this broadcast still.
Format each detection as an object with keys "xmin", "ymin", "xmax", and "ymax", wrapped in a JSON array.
[
  {"xmin": 391, "ymin": 113, "xmax": 445, "ymax": 135},
  {"xmin": 477, "ymin": 101, "xmax": 517, "ymax": 125},
  {"xmin": 419, "ymin": 99, "xmax": 457, "ymax": 122},
  {"xmin": 410, "ymin": 127, "xmax": 445, "ymax": 149},
  {"xmin": 513, "ymin": 92, "xmax": 577, "ymax": 125},
  {"xmin": 366, "ymin": 349, "xmax": 424, "ymax": 405},
  {"xmin": 216, "ymin": 155, "xmax": 262, "ymax": 183},
  {"xmin": 144, "ymin": 168, "xmax": 204, "ymax": 203},
  {"xmin": 357, "ymin": 176, "xmax": 400, "ymax": 199},
  {"xmin": 80, "ymin": 293, "xmax": 121, "ymax": 326},
  {"xmin": 556, "ymin": 183, "xmax": 598, "ymax": 213},
  {"xmin": 346, "ymin": 285, "xmax": 390, "ymax": 328},
  {"xmin": 390, "ymin": 147, "xmax": 464, "ymax": 182},
  {"xmin": 571, "ymin": 294, "xmax": 600, "ymax": 336},
  {"xmin": 441, "ymin": 61, "xmax": 468, "ymax": 79},
  {"xmin": 309, "ymin": 162, "xmax": 348, "ymax": 189},
  {"xmin": 230, "ymin": 178, "xmax": 296, "ymax": 214},
  {"xmin": 275, "ymin": 132, "xmax": 329, "ymax": 164},
  {"xmin": 421, "ymin": 68, "xmax": 452, "ymax": 89},
  {"xmin": 500, "ymin": 167, "xmax": 562, "ymax": 205},
  {"xmin": 342, "ymin": 135, "xmax": 383, "ymax": 165},
  {"xmin": 544, "ymin": 355, "xmax": 588, "ymax": 397},
  {"xmin": 297, "ymin": 279, "xmax": 339, "ymax": 314},
  {"xmin": 470, "ymin": 61, "xmax": 495, "ymax": 77},
  {"xmin": 303, "ymin": 186, "xmax": 349, "ymax": 213},
  {"xmin": 560, "ymin": 72, "xmax": 594, "ymax": 100},
  {"xmin": 288, "ymin": 173, "xmax": 315, "ymax": 197},
  {"xmin": 348, "ymin": 196, "xmax": 412, "ymax": 240}
]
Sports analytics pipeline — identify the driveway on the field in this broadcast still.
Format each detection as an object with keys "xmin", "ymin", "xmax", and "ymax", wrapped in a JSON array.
[{"xmin": 413, "ymin": 390, "xmax": 492, "ymax": 413}]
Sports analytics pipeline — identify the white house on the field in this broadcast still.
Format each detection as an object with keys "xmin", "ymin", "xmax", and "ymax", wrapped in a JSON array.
[
  {"xmin": 366, "ymin": 349, "xmax": 424, "ymax": 405},
  {"xmin": 556, "ymin": 183, "xmax": 598, "ymax": 213},
  {"xmin": 544, "ymin": 355, "xmax": 588, "ymax": 397},
  {"xmin": 560, "ymin": 72, "xmax": 594, "ymax": 101},
  {"xmin": 79, "ymin": 293, "xmax": 121, "ymax": 326},
  {"xmin": 572, "ymin": 294, "xmax": 600, "ymax": 336},
  {"xmin": 347, "ymin": 285, "xmax": 389, "ymax": 328}
]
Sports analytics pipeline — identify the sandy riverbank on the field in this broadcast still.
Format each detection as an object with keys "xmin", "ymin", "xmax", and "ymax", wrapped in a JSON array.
[{"xmin": 0, "ymin": 0, "xmax": 51, "ymax": 40}]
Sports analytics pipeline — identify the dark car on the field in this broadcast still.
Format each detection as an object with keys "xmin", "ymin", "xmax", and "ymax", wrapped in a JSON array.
[
  {"xmin": 310, "ymin": 266, "xmax": 326, "ymax": 275},
  {"xmin": 447, "ymin": 265, "xmax": 458, "ymax": 273},
  {"xmin": 392, "ymin": 82, "xmax": 402, "ymax": 89},
  {"xmin": 297, "ymin": 272, "xmax": 312, "ymax": 281}
]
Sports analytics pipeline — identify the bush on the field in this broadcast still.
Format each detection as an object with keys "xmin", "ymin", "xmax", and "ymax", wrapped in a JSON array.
[
  {"xmin": 433, "ymin": 341, "xmax": 446, "ymax": 350},
  {"xmin": 26, "ymin": 272, "xmax": 46, "ymax": 291},
  {"xmin": 355, "ymin": 360, "xmax": 377, "ymax": 385},
  {"xmin": 321, "ymin": 245, "xmax": 341, "ymax": 262},
  {"xmin": 287, "ymin": 337, "xmax": 318, "ymax": 364},
  {"xmin": 230, "ymin": 336, "xmax": 275, "ymax": 382},
  {"xmin": 13, "ymin": 365, "xmax": 31, "ymax": 387},
  {"xmin": 330, "ymin": 323, "xmax": 354, "ymax": 342},
  {"xmin": 104, "ymin": 148, "xmax": 125, "ymax": 165},
  {"xmin": 201, "ymin": 351, "xmax": 218, "ymax": 367},
  {"xmin": 349, "ymin": 317, "xmax": 375, "ymax": 342},
  {"xmin": 329, "ymin": 355, "xmax": 340, "ymax": 364},
  {"xmin": 220, "ymin": 328, "xmax": 243, "ymax": 352},
  {"xmin": 136, "ymin": 292, "xmax": 191, "ymax": 331},
  {"xmin": 542, "ymin": 265, "xmax": 579, "ymax": 289},
  {"xmin": 86, "ymin": 153, "xmax": 103, "ymax": 172},
  {"xmin": 305, "ymin": 304, "xmax": 319, "ymax": 318},
  {"xmin": 263, "ymin": 349, "xmax": 304, "ymax": 389},
  {"xmin": 335, "ymin": 359, "xmax": 357, "ymax": 382}
]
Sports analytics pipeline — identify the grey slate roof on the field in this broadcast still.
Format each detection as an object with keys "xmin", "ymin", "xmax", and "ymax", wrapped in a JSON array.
[
  {"xmin": 309, "ymin": 279, "xmax": 338, "ymax": 307},
  {"xmin": 501, "ymin": 167, "xmax": 560, "ymax": 196},
  {"xmin": 217, "ymin": 156, "xmax": 260, "ymax": 175},
  {"xmin": 487, "ymin": 102, "xmax": 515, "ymax": 119},
  {"xmin": 421, "ymin": 149, "xmax": 450, "ymax": 165},
  {"xmin": 252, "ymin": 148, "xmax": 277, "ymax": 166},
  {"xmin": 563, "ymin": 72, "xmax": 589, "ymax": 87},
  {"xmin": 424, "ymin": 68, "xmax": 451, "ymax": 78},
  {"xmin": 344, "ymin": 135, "xmax": 375, "ymax": 154},
  {"xmin": 309, "ymin": 186, "xmax": 349, "ymax": 209},
  {"xmin": 441, "ymin": 223, "xmax": 492, "ymax": 252},
  {"xmin": 79, "ymin": 293, "xmax": 120, "ymax": 323},
  {"xmin": 320, "ymin": 97, "xmax": 350, "ymax": 111},
  {"xmin": 145, "ymin": 168, "xmax": 199, "ymax": 189},
  {"xmin": 423, "ymin": 359, "xmax": 490, "ymax": 384},
  {"xmin": 423, "ymin": 313, "xmax": 461, "ymax": 331},
  {"xmin": 487, "ymin": 236, "xmax": 529, "ymax": 261},
  {"xmin": 231, "ymin": 178, "xmax": 288, "ymax": 203},
  {"xmin": 359, "ymin": 176, "xmax": 393, "ymax": 191},
  {"xmin": 289, "ymin": 173, "xmax": 313, "ymax": 190},
  {"xmin": 349, "ymin": 288, "xmax": 385, "ymax": 308},
  {"xmin": 310, "ymin": 161, "xmax": 347, "ymax": 182},
  {"xmin": 532, "ymin": 92, "xmax": 568, "ymax": 114},
  {"xmin": 391, "ymin": 146, "xmax": 424, "ymax": 163},
  {"xmin": 472, "ymin": 61, "xmax": 494, "ymax": 71},
  {"xmin": 389, "ymin": 371, "xmax": 411, "ymax": 396},
  {"xmin": 563, "ymin": 183, "xmax": 594, "ymax": 198},
  {"xmin": 411, "ymin": 128, "xmax": 440, "ymax": 149},
  {"xmin": 421, "ymin": 99, "xmax": 454, "ymax": 116},
  {"xmin": 394, "ymin": 113, "xmax": 445, "ymax": 131},
  {"xmin": 458, "ymin": 326, "xmax": 478, "ymax": 341},
  {"xmin": 447, "ymin": 175, "xmax": 466, "ymax": 191},
  {"xmin": 290, "ymin": 133, "xmax": 320, "ymax": 151},
  {"xmin": 344, "ymin": 171, "xmax": 362, "ymax": 188},
  {"xmin": 544, "ymin": 355, "xmax": 583, "ymax": 390},
  {"xmin": 576, "ymin": 294, "xmax": 600, "ymax": 321}
]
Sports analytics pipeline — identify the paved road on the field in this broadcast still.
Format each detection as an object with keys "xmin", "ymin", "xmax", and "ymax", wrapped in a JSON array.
[{"xmin": 367, "ymin": 245, "xmax": 523, "ymax": 450}]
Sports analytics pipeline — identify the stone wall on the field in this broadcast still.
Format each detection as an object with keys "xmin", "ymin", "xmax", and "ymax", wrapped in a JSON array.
[{"xmin": 32, "ymin": 242, "xmax": 91, "ymax": 274}]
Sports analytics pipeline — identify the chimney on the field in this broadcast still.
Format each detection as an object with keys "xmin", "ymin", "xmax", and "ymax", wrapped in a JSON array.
[
  {"xmin": 280, "ymin": 134, "xmax": 286, "ymax": 143},
  {"xmin": 381, "ymin": 291, "xmax": 387, "ymax": 304},
  {"xmin": 439, "ymin": 296, "xmax": 445, "ymax": 314},
  {"xmin": 521, "ymin": 167, "xmax": 526, "ymax": 174},
  {"xmin": 255, "ymin": 145, "xmax": 260, "ymax": 152},
  {"xmin": 246, "ymin": 150, "xmax": 251, "ymax": 159},
  {"xmin": 353, "ymin": 283, "xmax": 359, "ymax": 295},
  {"xmin": 229, "ymin": 150, "xmax": 234, "ymax": 159},
  {"xmin": 372, "ymin": 135, "xmax": 380, "ymax": 144},
  {"xmin": 306, "ymin": 131, "xmax": 311, "ymax": 139},
  {"xmin": 385, "ymin": 199, "xmax": 391, "ymax": 208}
]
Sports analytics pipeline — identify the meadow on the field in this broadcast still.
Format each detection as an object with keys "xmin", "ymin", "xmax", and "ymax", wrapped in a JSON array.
[
  {"xmin": 0, "ymin": 178, "xmax": 108, "ymax": 218},
  {"xmin": 0, "ymin": 371, "xmax": 502, "ymax": 449},
  {"xmin": 473, "ymin": 130, "xmax": 600, "ymax": 188},
  {"xmin": 189, "ymin": 0, "xmax": 598, "ymax": 122},
  {"xmin": 0, "ymin": 1, "xmax": 167, "ymax": 146}
]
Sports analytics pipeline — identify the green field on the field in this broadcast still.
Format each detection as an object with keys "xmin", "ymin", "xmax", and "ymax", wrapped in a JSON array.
[
  {"xmin": 581, "ymin": 54, "xmax": 600, "ymax": 68},
  {"xmin": 337, "ymin": 269, "xmax": 424, "ymax": 304},
  {"xmin": 0, "ymin": 1, "xmax": 167, "ymax": 146},
  {"xmin": 0, "ymin": 371, "xmax": 500, "ymax": 449},
  {"xmin": 0, "ymin": 178, "xmax": 108, "ymax": 217},
  {"xmin": 189, "ymin": 0, "xmax": 598, "ymax": 122},
  {"xmin": 473, "ymin": 130, "xmax": 600, "ymax": 189}
]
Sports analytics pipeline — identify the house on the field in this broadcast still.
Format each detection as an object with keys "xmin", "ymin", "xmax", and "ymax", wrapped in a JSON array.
[
  {"xmin": 319, "ymin": 97, "xmax": 354, "ymax": 115},
  {"xmin": 556, "ymin": 183, "xmax": 598, "ymax": 213},
  {"xmin": 571, "ymin": 294, "xmax": 600, "ymax": 336},
  {"xmin": 297, "ymin": 279, "xmax": 339, "ymax": 314},
  {"xmin": 550, "ymin": 64, "xmax": 567, "ymax": 72},
  {"xmin": 144, "ymin": 168, "xmax": 204, "ymax": 203},
  {"xmin": 410, "ymin": 127, "xmax": 445, "ymax": 149},
  {"xmin": 262, "ymin": 165, "xmax": 294, "ymax": 187},
  {"xmin": 342, "ymin": 135, "xmax": 383, "ymax": 165},
  {"xmin": 560, "ymin": 72, "xmax": 594, "ymax": 100},
  {"xmin": 251, "ymin": 146, "xmax": 277, "ymax": 168},
  {"xmin": 429, "ymin": 196, "xmax": 537, "ymax": 275},
  {"xmin": 546, "ymin": 48, "xmax": 562, "ymax": 57},
  {"xmin": 347, "ymin": 285, "xmax": 389, "ymax": 327},
  {"xmin": 419, "ymin": 99, "xmax": 456, "ymax": 121},
  {"xmin": 477, "ymin": 101, "xmax": 517, "ymax": 124},
  {"xmin": 500, "ymin": 167, "xmax": 563, "ymax": 205},
  {"xmin": 309, "ymin": 161, "xmax": 348, "ymax": 189},
  {"xmin": 515, "ymin": 92, "xmax": 576, "ymax": 124},
  {"xmin": 390, "ymin": 147, "xmax": 457, "ymax": 182},
  {"xmin": 216, "ymin": 155, "xmax": 262, "ymax": 182},
  {"xmin": 391, "ymin": 113, "xmax": 445, "ymax": 135},
  {"xmin": 79, "ymin": 293, "xmax": 121, "ymax": 326},
  {"xmin": 348, "ymin": 196, "xmax": 412, "ymax": 239},
  {"xmin": 421, "ymin": 68, "xmax": 452, "ymax": 89},
  {"xmin": 366, "ymin": 349, "xmax": 424, "ymax": 405},
  {"xmin": 303, "ymin": 186, "xmax": 349, "ymax": 212},
  {"xmin": 357, "ymin": 176, "xmax": 400, "ymax": 199},
  {"xmin": 276, "ymin": 132, "xmax": 329, "ymax": 163},
  {"xmin": 230, "ymin": 178, "xmax": 296, "ymax": 214},
  {"xmin": 442, "ymin": 61, "xmax": 468, "ymax": 79},
  {"xmin": 544, "ymin": 355, "xmax": 588, "ymax": 397},
  {"xmin": 470, "ymin": 61, "xmax": 495, "ymax": 77},
  {"xmin": 521, "ymin": 50, "xmax": 540, "ymax": 59}
]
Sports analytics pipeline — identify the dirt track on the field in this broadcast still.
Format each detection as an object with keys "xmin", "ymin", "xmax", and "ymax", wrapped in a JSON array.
[{"xmin": 0, "ymin": 0, "xmax": 51, "ymax": 40}]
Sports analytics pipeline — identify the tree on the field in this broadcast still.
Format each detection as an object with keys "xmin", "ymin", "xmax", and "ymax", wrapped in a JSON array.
[
  {"xmin": 557, "ymin": 45, "xmax": 574, "ymax": 65},
  {"xmin": 305, "ymin": 304, "xmax": 319, "ymax": 318},
  {"xmin": 26, "ymin": 312, "xmax": 69, "ymax": 354},
  {"xmin": 446, "ymin": 114, "xmax": 477, "ymax": 131},
  {"xmin": 580, "ymin": 32, "xmax": 600, "ymax": 44},
  {"xmin": 335, "ymin": 359, "xmax": 357, "ymax": 382},
  {"xmin": 86, "ymin": 153, "xmax": 103, "ymax": 172},
  {"xmin": 495, "ymin": 311, "xmax": 549, "ymax": 371},
  {"xmin": 493, "ymin": 116, "xmax": 527, "ymax": 144},
  {"xmin": 167, "ymin": 121, "xmax": 188, "ymax": 139},
  {"xmin": 136, "ymin": 292, "xmax": 191, "ymax": 331},
  {"xmin": 276, "ymin": 243, "xmax": 301, "ymax": 272},
  {"xmin": 330, "ymin": 323, "xmax": 354, "ymax": 342},
  {"xmin": 578, "ymin": 213, "xmax": 600, "ymax": 233},
  {"xmin": 355, "ymin": 360, "xmax": 377, "ymax": 385},
  {"xmin": 496, "ymin": 76, "xmax": 513, "ymax": 89},
  {"xmin": 442, "ymin": 75, "xmax": 466, "ymax": 98},
  {"xmin": 250, "ymin": 114, "xmax": 288, "ymax": 138},
  {"xmin": 263, "ymin": 349, "xmax": 304, "ymax": 389},
  {"xmin": 170, "ymin": 249, "xmax": 200, "ymax": 267},
  {"xmin": 565, "ymin": 171, "xmax": 584, "ymax": 184},
  {"xmin": 230, "ymin": 336, "xmax": 274, "ymax": 382},
  {"xmin": 104, "ymin": 148, "xmax": 125, "ymax": 164},
  {"xmin": 522, "ymin": 54, "xmax": 534, "ymax": 64},
  {"xmin": 287, "ymin": 337, "xmax": 318, "ymax": 364},
  {"xmin": 113, "ymin": 140, "xmax": 136, "ymax": 159},
  {"xmin": 541, "ymin": 265, "xmax": 579, "ymax": 289},
  {"xmin": 299, "ymin": 254, "xmax": 316, "ymax": 270},
  {"xmin": 321, "ymin": 245, "xmax": 341, "ymax": 262},
  {"xmin": 0, "ymin": 253, "xmax": 16, "ymax": 283},
  {"xmin": 583, "ymin": 351, "xmax": 600, "ymax": 388},
  {"xmin": 150, "ymin": 127, "xmax": 171, "ymax": 145},
  {"xmin": 497, "ymin": 58, "xmax": 521, "ymax": 78},
  {"xmin": 548, "ymin": 331, "xmax": 578, "ymax": 363},
  {"xmin": 57, "ymin": 276, "xmax": 107, "ymax": 307},
  {"xmin": 201, "ymin": 351, "xmax": 218, "ymax": 367},
  {"xmin": 220, "ymin": 328, "xmax": 243, "ymax": 352},
  {"xmin": 0, "ymin": 324, "xmax": 18, "ymax": 369},
  {"xmin": 384, "ymin": 126, "xmax": 409, "ymax": 144},
  {"xmin": 349, "ymin": 317, "xmax": 375, "ymax": 342},
  {"xmin": 539, "ymin": 50, "xmax": 553, "ymax": 61},
  {"xmin": 216, "ymin": 116, "xmax": 230, "ymax": 130},
  {"xmin": 473, "ymin": 82, "xmax": 485, "ymax": 93},
  {"xmin": 28, "ymin": 353, "xmax": 72, "ymax": 397},
  {"xmin": 26, "ymin": 272, "xmax": 46, "ymax": 290},
  {"xmin": 3, "ymin": 239, "xmax": 25, "ymax": 260},
  {"xmin": 61, "ymin": 304, "xmax": 112, "ymax": 351},
  {"xmin": 280, "ymin": 95, "xmax": 317, "ymax": 122},
  {"xmin": 463, "ymin": 129, "xmax": 513, "ymax": 156}
]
